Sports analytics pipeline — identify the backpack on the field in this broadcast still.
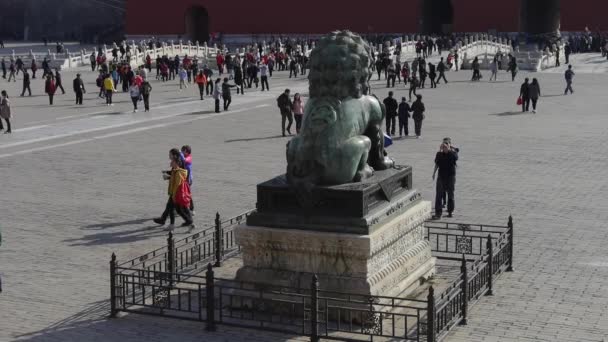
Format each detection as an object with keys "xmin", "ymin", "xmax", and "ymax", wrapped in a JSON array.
[{"xmin": 96, "ymin": 76, "xmax": 103, "ymax": 87}]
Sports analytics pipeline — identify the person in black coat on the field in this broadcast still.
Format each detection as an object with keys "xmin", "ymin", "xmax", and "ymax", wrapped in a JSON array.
[
  {"xmin": 520, "ymin": 78, "xmax": 530, "ymax": 112},
  {"xmin": 383, "ymin": 91, "xmax": 398, "ymax": 136},
  {"xmin": 73, "ymin": 73, "xmax": 86, "ymax": 105},
  {"xmin": 398, "ymin": 97, "xmax": 411, "ymax": 137},
  {"xmin": 21, "ymin": 69, "xmax": 32, "ymax": 96},
  {"xmin": 54, "ymin": 69, "xmax": 66, "ymax": 94},
  {"xmin": 411, "ymin": 95, "xmax": 425, "ymax": 138}
]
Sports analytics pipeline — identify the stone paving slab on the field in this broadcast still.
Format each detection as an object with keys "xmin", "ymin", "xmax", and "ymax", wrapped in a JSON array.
[{"xmin": 1, "ymin": 53, "xmax": 608, "ymax": 341}]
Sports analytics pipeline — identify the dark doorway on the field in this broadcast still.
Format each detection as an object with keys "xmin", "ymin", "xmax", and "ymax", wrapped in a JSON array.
[
  {"xmin": 185, "ymin": 6, "xmax": 209, "ymax": 43},
  {"xmin": 421, "ymin": 0, "xmax": 454, "ymax": 34},
  {"xmin": 520, "ymin": 0, "xmax": 560, "ymax": 36}
]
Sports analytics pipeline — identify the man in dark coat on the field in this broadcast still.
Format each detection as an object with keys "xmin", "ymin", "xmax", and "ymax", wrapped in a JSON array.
[
  {"xmin": 383, "ymin": 91, "xmax": 398, "ymax": 136},
  {"xmin": 73, "ymin": 73, "xmax": 86, "ymax": 105},
  {"xmin": 277, "ymin": 89, "xmax": 293, "ymax": 136}
]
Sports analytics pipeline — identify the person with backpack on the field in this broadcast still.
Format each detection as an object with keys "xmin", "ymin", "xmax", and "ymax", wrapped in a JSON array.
[
  {"xmin": 277, "ymin": 89, "xmax": 293, "ymax": 136},
  {"xmin": 44, "ymin": 75, "xmax": 56, "ymax": 105},
  {"xmin": 140, "ymin": 79, "xmax": 152, "ymax": 112}
]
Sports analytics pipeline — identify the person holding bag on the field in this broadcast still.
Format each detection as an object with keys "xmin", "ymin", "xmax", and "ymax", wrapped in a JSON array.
[{"xmin": 153, "ymin": 149, "xmax": 194, "ymax": 231}]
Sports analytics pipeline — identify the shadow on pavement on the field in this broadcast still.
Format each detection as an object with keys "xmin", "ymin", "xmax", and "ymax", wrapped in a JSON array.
[
  {"xmin": 84, "ymin": 218, "xmax": 154, "ymax": 230},
  {"xmin": 225, "ymin": 135, "xmax": 286, "ymax": 143},
  {"xmin": 489, "ymin": 111, "xmax": 531, "ymax": 116},
  {"xmin": 64, "ymin": 225, "xmax": 163, "ymax": 246}
]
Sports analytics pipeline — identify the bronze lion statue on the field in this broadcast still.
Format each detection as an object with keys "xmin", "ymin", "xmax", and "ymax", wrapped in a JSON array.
[{"xmin": 286, "ymin": 30, "xmax": 394, "ymax": 190}]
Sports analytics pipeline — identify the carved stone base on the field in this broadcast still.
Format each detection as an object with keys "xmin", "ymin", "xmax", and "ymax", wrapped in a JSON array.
[{"xmin": 235, "ymin": 201, "xmax": 435, "ymax": 297}]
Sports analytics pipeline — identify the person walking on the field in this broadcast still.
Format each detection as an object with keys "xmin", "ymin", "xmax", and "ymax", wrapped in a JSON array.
[
  {"xmin": 20, "ymin": 70, "xmax": 32, "ymax": 97},
  {"xmin": 428, "ymin": 63, "xmax": 437, "ymax": 88},
  {"xmin": 181, "ymin": 145, "xmax": 195, "ymax": 216},
  {"xmin": 507, "ymin": 54, "xmax": 518, "ymax": 81},
  {"xmin": 31, "ymin": 60, "xmax": 37, "ymax": 79},
  {"xmin": 221, "ymin": 78, "xmax": 236, "ymax": 111},
  {"xmin": 203, "ymin": 65, "xmax": 214, "ymax": 95},
  {"xmin": 436, "ymin": 57, "xmax": 448, "ymax": 84},
  {"xmin": 520, "ymin": 78, "xmax": 531, "ymax": 112},
  {"xmin": 471, "ymin": 57, "xmax": 481, "ymax": 81},
  {"xmin": 529, "ymin": 78, "xmax": 541, "ymax": 113},
  {"xmin": 7, "ymin": 61, "xmax": 16, "ymax": 82},
  {"xmin": 277, "ymin": 89, "xmax": 293, "ymax": 136},
  {"xmin": 432, "ymin": 142, "xmax": 458, "ymax": 219},
  {"xmin": 564, "ymin": 65, "xmax": 575, "ymax": 95},
  {"xmin": 195, "ymin": 71, "xmax": 207, "ymax": 100},
  {"xmin": 292, "ymin": 93, "xmax": 305, "ymax": 134},
  {"xmin": 140, "ymin": 79, "xmax": 152, "ymax": 112},
  {"xmin": 1, "ymin": 58, "xmax": 6, "ymax": 79},
  {"xmin": 564, "ymin": 43, "xmax": 572, "ymax": 64},
  {"xmin": 234, "ymin": 63, "xmax": 244, "ymax": 95},
  {"xmin": 260, "ymin": 62, "xmax": 270, "ymax": 91},
  {"xmin": 489, "ymin": 57, "xmax": 498, "ymax": 82},
  {"xmin": 213, "ymin": 78, "xmax": 221, "ymax": 113},
  {"xmin": 178, "ymin": 67, "xmax": 188, "ymax": 90},
  {"xmin": 90, "ymin": 52, "xmax": 97, "ymax": 71},
  {"xmin": 398, "ymin": 97, "xmax": 411, "ymax": 137},
  {"xmin": 0, "ymin": 90, "xmax": 12, "ymax": 134},
  {"xmin": 103, "ymin": 74, "xmax": 116, "ymax": 106},
  {"xmin": 153, "ymin": 149, "xmax": 194, "ymax": 230},
  {"xmin": 383, "ymin": 91, "xmax": 398, "ymax": 136},
  {"xmin": 44, "ymin": 75, "xmax": 56, "ymax": 105},
  {"xmin": 72, "ymin": 73, "xmax": 86, "ymax": 105},
  {"xmin": 129, "ymin": 83, "xmax": 140, "ymax": 113},
  {"xmin": 54, "ymin": 69, "xmax": 66, "ymax": 94},
  {"xmin": 411, "ymin": 95, "xmax": 425, "ymax": 138},
  {"xmin": 409, "ymin": 75, "xmax": 419, "ymax": 101},
  {"xmin": 386, "ymin": 61, "xmax": 396, "ymax": 88}
]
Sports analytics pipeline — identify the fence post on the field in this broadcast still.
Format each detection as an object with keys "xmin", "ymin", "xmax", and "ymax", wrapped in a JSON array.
[
  {"xmin": 460, "ymin": 255, "xmax": 468, "ymax": 326},
  {"xmin": 214, "ymin": 212, "xmax": 223, "ymax": 267},
  {"xmin": 109, "ymin": 253, "xmax": 117, "ymax": 318},
  {"xmin": 427, "ymin": 286, "xmax": 435, "ymax": 342},
  {"xmin": 167, "ymin": 232, "xmax": 175, "ymax": 287},
  {"xmin": 310, "ymin": 274, "xmax": 319, "ymax": 342},
  {"xmin": 486, "ymin": 234, "xmax": 494, "ymax": 296},
  {"xmin": 205, "ymin": 263, "xmax": 216, "ymax": 331},
  {"xmin": 507, "ymin": 215, "xmax": 514, "ymax": 272}
]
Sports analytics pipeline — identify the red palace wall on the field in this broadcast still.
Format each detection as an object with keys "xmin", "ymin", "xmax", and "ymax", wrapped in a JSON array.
[{"xmin": 126, "ymin": 0, "xmax": 608, "ymax": 36}]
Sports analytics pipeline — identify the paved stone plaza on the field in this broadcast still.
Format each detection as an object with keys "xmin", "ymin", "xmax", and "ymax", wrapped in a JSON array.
[{"xmin": 0, "ymin": 52, "xmax": 608, "ymax": 341}]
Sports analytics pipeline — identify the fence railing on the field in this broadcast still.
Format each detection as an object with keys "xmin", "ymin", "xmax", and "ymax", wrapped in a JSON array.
[{"xmin": 110, "ymin": 211, "xmax": 514, "ymax": 341}]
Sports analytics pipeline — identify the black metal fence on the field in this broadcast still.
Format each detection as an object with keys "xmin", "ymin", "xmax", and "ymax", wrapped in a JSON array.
[{"xmin": 110, "ymin": 212, "xmax": 514, "ymax": 341}]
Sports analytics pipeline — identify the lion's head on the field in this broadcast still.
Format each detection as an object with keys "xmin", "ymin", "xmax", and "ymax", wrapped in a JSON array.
[{"xmin": 308, "ymin": 30, "xmax": 372, "ymax": 100}]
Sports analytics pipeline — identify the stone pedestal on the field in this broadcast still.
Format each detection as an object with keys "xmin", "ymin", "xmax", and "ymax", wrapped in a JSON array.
[{"xmin": 235, "ymin": 167, "xmax": 435, "ymax": 298}]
